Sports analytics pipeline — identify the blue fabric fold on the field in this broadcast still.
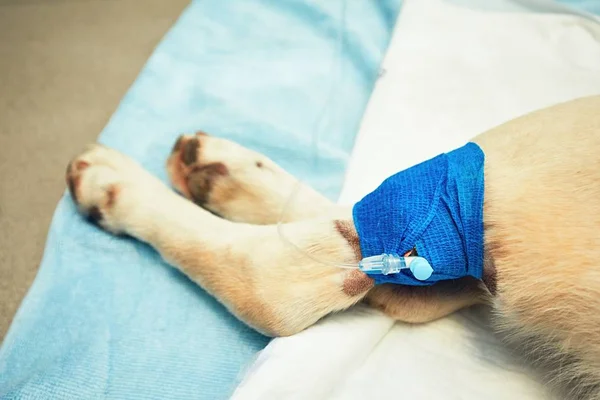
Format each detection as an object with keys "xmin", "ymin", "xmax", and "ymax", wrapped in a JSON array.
[{"xmin": 0, "ymin": 1, "xmax": 403, "ymax": 399}]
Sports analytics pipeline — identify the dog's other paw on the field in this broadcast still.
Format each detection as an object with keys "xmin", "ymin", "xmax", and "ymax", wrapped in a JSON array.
[
  {"xmin": 66, "ymin": 144, "xmax": 163, "ymax": 234},
  {"xmin": 166, "ymin": 132, "xmax": 330, "ymax": 224}
]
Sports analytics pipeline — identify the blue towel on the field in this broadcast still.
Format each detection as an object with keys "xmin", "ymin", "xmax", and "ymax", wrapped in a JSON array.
[{"xmin": 0, "ymin": 1, "xmax": 402, "ymax": 399}]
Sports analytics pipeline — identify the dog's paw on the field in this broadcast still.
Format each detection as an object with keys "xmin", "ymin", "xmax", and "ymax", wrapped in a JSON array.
[
  {"xmin": 66, "ymin": 144, "xmax": 162, "ymax": 233},
  {"xmin": 166, "ymin": 132, "xmax": 300, "ymax": 224}
]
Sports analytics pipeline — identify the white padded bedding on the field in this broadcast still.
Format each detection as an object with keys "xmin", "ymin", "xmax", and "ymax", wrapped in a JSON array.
[{"xmin": 231, "ymin": 0, "xmax": 600, "ymax": 398}]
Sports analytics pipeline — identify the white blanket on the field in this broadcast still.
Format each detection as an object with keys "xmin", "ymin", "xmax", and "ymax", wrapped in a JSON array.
[{"xmin": 232, "ymin": 0, "xmax": 600, "ymax": 398}]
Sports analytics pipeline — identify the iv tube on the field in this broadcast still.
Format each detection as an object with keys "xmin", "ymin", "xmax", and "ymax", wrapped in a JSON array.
[{"xmin": 275, "ymin": 0, "xmax": 359, "ymax": 270}]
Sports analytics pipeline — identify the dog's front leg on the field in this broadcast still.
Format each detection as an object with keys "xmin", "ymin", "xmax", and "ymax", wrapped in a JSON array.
[
  {"xmin": 66, "ymin": 145, "xmax": 373, "ymax": 336},
  {"xmin": 165, "ymin": 133, "xmax": 489, "ymax": 323}
]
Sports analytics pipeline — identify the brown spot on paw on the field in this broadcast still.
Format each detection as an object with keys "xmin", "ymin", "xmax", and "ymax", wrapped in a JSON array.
[
  {"xmin": 66, "ymin": 164, "xmax": 79, "ymax": 204},
  {"xmin": 75, "ymin": 160, "xmax": 89, "ymax": 171},
  {"xmin": 172, "ymin": 135, "xmax": 185, "ymax": 153},
  {"xmin": 343, "ymin": 269, "xmax": 374, "ymax": 296},
  {"xmin": 187, "ymin": 162, "xmax": 229, "ymax": 205},
  {"xmin": 182, "ymin": 137, "xmax": 200, "ymax": 166},
  {"xmin": 256, "ymin": 161, "xmax": 263, "ymax": 168},
  {"xmin": 334, "ymin": 220, "xmax": 362, "ymax": 261},
  {"xmin": 87, "ymin": 205, "xmax": 103, "ymax": 224},
  {"xmin": 209, "ymin": 162, "xmax": 228, "ymax": 176},
  {"xmin": 106, "ymin": 186, "xmax": 119, "ymax": 208},
  {"xmin": 65, "ymin": 160, "xmax": 88, "ymax": 205}
]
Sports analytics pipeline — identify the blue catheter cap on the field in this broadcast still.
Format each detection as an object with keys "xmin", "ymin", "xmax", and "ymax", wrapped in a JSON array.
[{"xmin": 352, "ymin": 142, "xmax": 485, "ymax": 286}]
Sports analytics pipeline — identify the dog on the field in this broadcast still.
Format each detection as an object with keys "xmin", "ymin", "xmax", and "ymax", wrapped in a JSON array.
[{"xmin": 66, "ymin": 95, "xmax": 600, "ymax": 398}]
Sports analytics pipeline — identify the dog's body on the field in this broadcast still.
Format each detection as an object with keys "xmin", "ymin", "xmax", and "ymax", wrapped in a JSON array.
[{"xmin": 66, "ymin": 96, "xmax": 600, "ymax": 398}]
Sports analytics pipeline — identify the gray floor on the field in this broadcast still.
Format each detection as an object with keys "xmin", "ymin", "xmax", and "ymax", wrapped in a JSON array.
[{"xmin": 0, "ymin": 0, "xmax": 189, "ymax": 341}]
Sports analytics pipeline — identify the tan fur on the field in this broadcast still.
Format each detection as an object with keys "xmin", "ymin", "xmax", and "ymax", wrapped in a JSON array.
[
  {"xmin": 364, "ymin": 278, "xmax": 486, "ymax": 323},
  {"xmin": 475, "ymin": 96, "xmax": 600, "ymax": 397},
  {"xmin": 67, "ymin": 95, "xmax": 600, "ymax": 397}
]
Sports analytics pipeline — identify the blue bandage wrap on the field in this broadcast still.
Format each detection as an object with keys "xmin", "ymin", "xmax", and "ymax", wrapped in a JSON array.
[{"xmin": 352, "ymin": 142, "xmax": 485, "ymax": 286}]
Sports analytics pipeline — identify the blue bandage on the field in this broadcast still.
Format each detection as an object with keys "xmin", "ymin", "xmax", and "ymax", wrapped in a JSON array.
[{"xmin": 352, "ymin": 142, "xmax": 485, "ymax": 286}]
